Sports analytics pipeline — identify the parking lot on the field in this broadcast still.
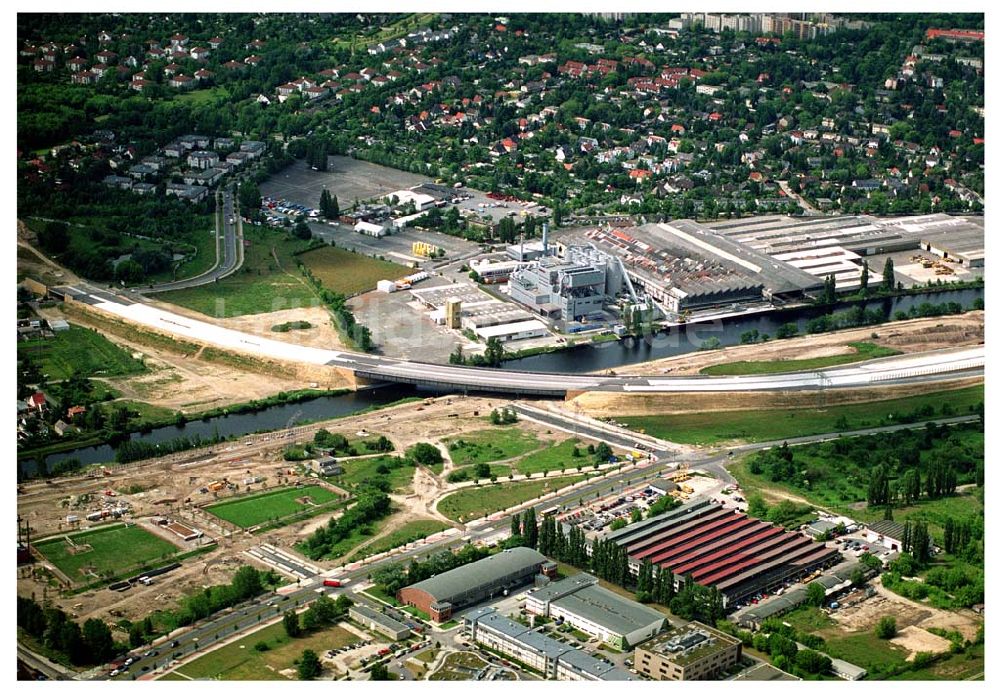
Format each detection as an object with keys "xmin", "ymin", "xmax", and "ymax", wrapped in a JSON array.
[
  {"xmin": 261, "ymin": 157, "xmax": 429, "ymax": 210},
  {"xmin": 306, "ymin": 223, "xmax": 481, "ymax": 268}
]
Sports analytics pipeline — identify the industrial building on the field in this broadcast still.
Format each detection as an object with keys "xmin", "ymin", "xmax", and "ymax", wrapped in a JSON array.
[
  {"xmin": 508, "ymin": 245, "xmax": 623, "ymax": 321},
  {"xmin": 607, "ymin": 499, "xmax": 840, "ymax": 606},
  {"xmin": 524, "ymin": 573, "xmax": 667, "ymax": 648},
  {"xmin": 354, "ymin": 220, "xmax": 387, "ymax": 237},
  {"xmin": 474, "ymin": 319, "xmax": 549, "ymax": 342},
  {"xmin": 385, "ymin": 189, "xmax": 436, "ymax": 211},
  {"xmin": 634, "ymin": 622, "xmax": 742, "ymax": 681},
  {"xmin": 572, "ymin": 222, "xmax": 819, "ymax": 312},
  {"xmin": 735, "ymin": 563, "xmax": 870, "ymax": 630},
  {"xmin": 463, "ymin": 607, "xmax": 635, "ymax": 681},
  {"xmin": 349, "ymin": 604, "xmax": 411, "ymax": 641},
  {"xmin": 397, "ymin": 547, "xmax": 555, "ymax": 621},
  {"xmin": 709, "ymin": 213, "xmax": 985, "ymax": 269}
]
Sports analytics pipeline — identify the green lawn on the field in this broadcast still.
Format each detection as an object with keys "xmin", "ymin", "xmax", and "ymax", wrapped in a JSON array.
[
  {"xmin": 450, "ymin": 463, "xmax": 513, "ymax": 481},
  {"xmin": 443, "ymin": 428, "xmax": 542, "ymax": 466},
  {"xmin": 515, "ymin": 438, "xmax": 591, "ymax": 475},
  {"xmin": 337, "ymin": 455, "xmax": 416, "ymax": 493},
  {"xmin": 360, "ymin": 520, "xmax": 451, "ymax": 556},
  {"xmin": 34, "ymin": 523, "xmax": 179, "ymax": 583},
  {"xmin": 437, "ymin": 475, "xmax": 589, "ymax": 522},
  {"xmin": 19, "ymin": 326, "xmax": 147, "ymax": 380},
  {"xmin": 153, "ymin": 223, "xmax": 219, "ymax": 284},
  {"xmin": 301, "ymin": 509, "xmax": 399, "ymax": 562},
  {"xmin": 821, "ymin": 631, "xmax": 911, "ymax": 673},
  {"xmin": 428, "ymin": 651, "xmax": 490, "ymax": 680},
  {"xmin": 886, "ymin": 643, "xmax": 984, "ymax": 680},
  {"xmin": 729, "ymin": 428, "xmax": 983, "ymax": 540},
  {"xmin": 159, "ymin": 227, "xmax": 317, "ymax": 317},
  {"xmin": 700, "ymin": 342, "xmax": 901, "ymax": 375},
  {"xmin": 169, "ymin": 86, "xmax": 231, "ymax": 106},
  {"xmin": 619, "ymin": 385, "xmax": 984, "ymax": 445},
  {"xmin": 169, "ymin": 620, "xmax": 358, "ymax": 681},
  {"xmin": 299, "ymin": 245, "xmax": 410, "ymax": 297},
  {"xmin": 206, "ymin": 485, "xmax": 342, "ymax": 528},
  {"xmin": 780, "ymin": 606, "xmax": 837, "ymax": 633}
]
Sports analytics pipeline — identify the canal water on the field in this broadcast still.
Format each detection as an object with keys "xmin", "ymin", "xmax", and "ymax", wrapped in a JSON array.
[
  {"xmin": 501, "ymin": 287, "xmax": 983, "ymax": 374},
  {"xmin": 22, "ymin": 384, "xmax": 418, "ymax": 477},
  {"xmin": 25, "ymin": 287, "xmax": 981, "ymax": 476}
]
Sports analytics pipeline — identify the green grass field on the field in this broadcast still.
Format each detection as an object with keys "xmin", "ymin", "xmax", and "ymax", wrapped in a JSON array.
[
  {"xmin": 360, "ymin": 520, "xmax": 451, "ymax": 556},
  {"xmin": 299, "ymin": 246, "xmax": 409, "ymax": 297},
  {"xmin": 206, "ymin": 485, "xmax": 342, "ymax": 528},
  {"xmin": 168, "ymin": 620, "xmax": 358, "ymax": 681},
  {"xmin": 729, "ymin": 431, "xmax": 983, "ymax": 540},
  {"xmin": 159, "ymin": 227, "xmax": 317, "ymax": 317},
  {"xmin": 438, "ymin": 475, "xmax": 589, "ymax": 522},
  {"xmin": 152, "ymin": 224, "xmax": 219, "ymax": 284},
  {"xmin": 169, "ymin": 86, "xmax": 231, "ymax": 107},
  {"xmin": 885, "ymin": 643, "xmax": 984, "ymax": 680},
  {"xmin": 700, "ymin": 342, "xmax": 901, "ymax": 375},
  {"xmin": 18, "ymin": 325, "xmax": 147, "ymax": 381},
  {"xmin": 428, "ymin": 651, "xmax": 490, "ymax": 680},
  {"xmin": 821, "ymin": 631, "xmax": 911, "ymax": 672},
  {"xmin": 515, "ymin": 438, "xmax": 590, "ymax": 475},
  {"xmin": 619, "ymin": 385, "xmax": 984, "ymax": 445},
  {"xmin": 34, "ymin": 524, "xmax": 179, "ymax": 582},
  {"xmin": 337, "ymin": 455, "xmax": 416, "ymax": 493},
  {"xmin": 444, "ymin": 428, "xmax": 542, "ymax": 466}
]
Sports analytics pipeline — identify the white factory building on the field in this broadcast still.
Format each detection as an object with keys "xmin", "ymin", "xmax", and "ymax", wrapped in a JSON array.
[{"xmin": 386, "ymin": 189, "xmax": 437, "ymax": 211}]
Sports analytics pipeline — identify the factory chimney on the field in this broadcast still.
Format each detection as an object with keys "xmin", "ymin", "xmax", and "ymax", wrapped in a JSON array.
[{"xmin": 542, "ymin": 222, "xmax": 549, "ymax": 256}]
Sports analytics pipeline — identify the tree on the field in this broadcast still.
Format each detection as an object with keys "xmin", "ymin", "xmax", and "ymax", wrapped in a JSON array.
[
  {"xmin": 522, "ymin": 507, "xmax": 538, "ymax": 549},
  {"xmin": 594, "ymin": 442, "xmax": 613, "ymax": 462},
  {"xmin": 282, "ymin": 610, "xmax": 302, "ymax": 638},
  {"xmin": 859, "ymin": 261, "xmax": 869, "ymax": 294},
  {"xmin": 806, "ymin": 581, "xmax": 826, "ymax": 607},
  {"xmin": 510, "ymin": 512, "xmax": 521, "ymax": 539},
  {"xmin": 238, "ymin": 181, "xmax": 262, "ymax": 211},
  {"xmin": 875, "ymin": 616, "xmax": 897, "ymax": 639},
  {"xmin": 407, "ymin": 442, "xmax": 443, "ymax": 468},
  {"xmin": 882, "ymin": 258, "xmax": 895, "ymax": 293},
  {"xmin": 232, "ymin": 565, "xmax": 263, "ymax": 600},
  {"xmin": 795, "ymin": 649, "xmax": 832, "ymax": 675},
  {"xmin": 38, "ymin": 221, "xmax": 70, "ymax": 254},
  {"xmin": 483, "ymin": 337, "xmax": 505, "ymax": 367},
  {"xmin": 81, "ymin": 618, "xmax": 115, "ymax": 664},
  {"xmin": 369, "ymin": 662, "xmax": 391, "ymax": 680},
  {"xmin": 297, "ymin": 649, "xmax": 322, "ymax": 680}
]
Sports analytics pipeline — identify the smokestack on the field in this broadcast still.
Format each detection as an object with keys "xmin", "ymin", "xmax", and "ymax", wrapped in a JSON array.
[{"xmin": 542, "ymin": 222, "xmax": 549, "ymax": 256}]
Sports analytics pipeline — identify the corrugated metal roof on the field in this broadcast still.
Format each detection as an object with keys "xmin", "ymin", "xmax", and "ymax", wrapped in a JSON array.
[{"xmin": 407, "ymin": 547, "xmax": 546, "ymax": 603}]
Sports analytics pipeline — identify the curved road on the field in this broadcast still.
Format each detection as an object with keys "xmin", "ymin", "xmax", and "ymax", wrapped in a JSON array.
[
  {"xmin": 57, "ymin": 286, "xmax": 984, "ymax": 395},
  {"xmin": 137, "ymin": 188, "xmax": 244, "ymax": 293}
]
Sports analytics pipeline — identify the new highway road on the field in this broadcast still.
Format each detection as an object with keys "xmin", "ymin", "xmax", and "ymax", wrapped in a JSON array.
[{"xmin": 53, "ymin": 285, "xmax": 984, "ymax": 396}]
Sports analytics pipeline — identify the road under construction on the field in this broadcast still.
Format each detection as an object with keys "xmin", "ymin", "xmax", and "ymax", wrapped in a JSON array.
[{"xmin": 52, "ymin": 283, "xmax": 984, "ymax": 398}]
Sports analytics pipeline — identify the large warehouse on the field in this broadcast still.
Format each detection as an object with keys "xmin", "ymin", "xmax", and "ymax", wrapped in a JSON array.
[
  {"xmin": 397, "ymin": 547, "xmax": 555, "ymax": 621},
  {"xmin": 607, "ymin": 500, "xmax": 840, "ymax": 606},
  {"xmin": 525, "ymin": 573, "xmax": 667, "ymax": 649}
]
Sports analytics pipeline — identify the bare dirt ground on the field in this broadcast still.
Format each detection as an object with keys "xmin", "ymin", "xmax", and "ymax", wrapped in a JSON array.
[
  {"xmin": 569, "ymin": 376, "xmax": 984, "ymax": 418},
  {"xmin": 891, "ymin": 626, "xmax": 953, "ymax": 660},
  {"xmin": 60, "ymin": 306, "xmax": 319, "ymax": 412},
  {"xmin": 608, "ymin": 312, "xmax": 984, "ymax": 378},
  {"xmin": 17, "ymin": 222, "xmax": 80, "ymax": 286},
  {"xmin": 16, "ymin": 396, "xmax": 569, "ymax": 626},
  {"xmin": 830, "ymin": 579, "xmax": 982, "ymax": 650},
  {"xmin": 146, "ymin": 300, "xmax": 346, "ymax": 352}
]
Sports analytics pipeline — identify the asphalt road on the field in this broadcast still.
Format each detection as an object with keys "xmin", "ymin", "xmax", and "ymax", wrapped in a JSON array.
[
  {"xmin": 58, "ymin": 288, "xmax": 986, "ymax": 395},
  {"xmin": 72, "ymin": 412, "xmax": 977, "ymax": 681},
  {"xmin": 137, "ymin": 188, "xmax": 244, "ymax": 294}
]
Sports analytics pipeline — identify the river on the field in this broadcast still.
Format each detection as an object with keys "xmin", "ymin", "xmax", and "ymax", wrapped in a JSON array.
[{"xmin": 24, "ymin": 287, "xmax": 981, "ymax": 477}]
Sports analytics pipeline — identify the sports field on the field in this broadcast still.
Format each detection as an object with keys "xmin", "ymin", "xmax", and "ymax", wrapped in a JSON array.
[
  {"xmin": 33, "ymin": 523, "xmax": 179, "ymax": 582},
  {"xmin": 205, "ymin": 485, "xmax": 342, "ymax": 528},
  {"xmin": 299, "ymin": 245, "xmax": 410, "ymax": 297}
]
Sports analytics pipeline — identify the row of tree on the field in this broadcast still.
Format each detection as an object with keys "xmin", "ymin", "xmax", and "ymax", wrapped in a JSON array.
[{"xmin": 17, "ymin": 596, "xmax": 118, "ymax": 666}]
